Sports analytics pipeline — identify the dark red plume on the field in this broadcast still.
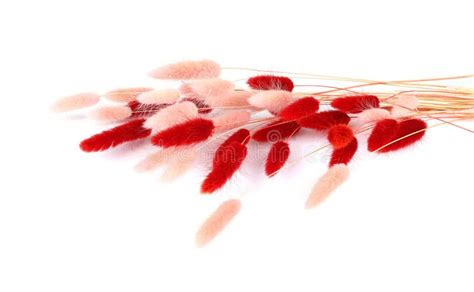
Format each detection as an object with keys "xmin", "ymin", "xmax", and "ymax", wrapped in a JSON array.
[
  {"xmin": 182, "ymin": 97, "xmax": 212, "ymax": 114},
  {"xmin": 367, "ymin": 119, "xmax": 399, "ymax": 152},
  {"xmin": 247, "ymin": 75, "xmax": 294, "ymax": 92},
  {"xmin": 201, "ymin": 141, "xmax": 248, "ymax": 194},
  {"xmin": 377, "ymin": 119, "xmax": 427, "ymax": 153},
  {"xmin": 278, "ymin": 97, "xmax": 319, "ymax": 121},
  {"xmin": 331, "ymin": 95, "xmax": 380, "ymax": 113},
  {"xmin": 298, "ymin": 110, "xmax": 350, "ymax": 130},
  {"xmin": 80, "ymin": 119, "xmax": 151, "ymax": 152},
  {"xmin": 329, "ymin": 137, "xmax": 358, "ymax": 167},
  {"xmin": 265, "ymin": 141, "xmax": 290, "ymax": 177},
  {"xmin": 151, "ymin": 118, "xmax": 214, "ymax": 148},
  {"xmin": 213, "ymin": 129, "xmax": 250, "ymax": 166},
  {"xmin": 252, "ymin": 120, "xmax": 301, "ymax": 143},
  {"xmin": 128, "ymin": 100, "xmax": 169, "ymax": 117}
]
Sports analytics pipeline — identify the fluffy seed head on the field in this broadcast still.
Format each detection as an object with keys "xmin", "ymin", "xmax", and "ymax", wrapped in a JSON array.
[
  {"xmin": 305, "ymin": 164, "xmax": 349, "ymax": 209},
  {"xmin": 160, "ymin": 148, "xmax": 197, "ymax": 182},
  {"xmin": 279, "ymin": 97, "xmax": 320, "ymax": 120},
  {"xmin": 367, "ymin": 119, "xmax": 399, "ymax": 152},
  {"xmin": 265, "ymin": 141, "xmax": 290, "ymax": 177},
  {"xmin": 248, "ymin": 90, "xmax": 292, "ymax": 113},
  {"xmin": 205, "ymin": 90, "xmax": 252, "ymax": 107},
  {"xmin": 377, "ymin": 118, "xmax": 427, "ymax": 153},
  {"xmin": 144, "ymin": 101, "xmax": 198, "ymax": 131},
  {"xmin": 88, "ymin": 105, "xmax": 132, "ymax": 122},
  {"xmin": 357, "ymin": 108, "xmax": 391, "ymax": 124},
  {"xmin": 195, "ymin": 199, "xmax": 241, "ymax": 247},
  {"xmin": 298, "ymin": 110, "xmax": 350, "ymax": 130},
  {"xmin": 104, "ymin": 87, "xmax": 153, "ymax": 102},
  {"xmin": 80, "ymin": 119, "xmax": 151, "ymax": 152},
  {"xmin": 136, "ymin": 89, "xmax": 180, "ymax": 105},
  {"xmin": 331, "ymin": 95, "xmax": 380, "ymax": 113},
  {"xmin": 247, "ymin": 75, "xmax": 294, "ymax": 92},
  {"xmin": 212, "ymin": 110, "xmax": 251, "ymax": 132},
  {"xmin": 188, "ymin": 78, "xmax": 235, "ymax": 99},
  {"xmin": 149, "ymin": 59, "xmax": 221, "ymax": 80},
  {"xmin": 390, "ymin": 95, "xmax": 419, "ymax": 117},
  {"xmin": 134, "ymin": 148, "xmax": 176, "ymax": 172},
  {"xmin": 151, "ymin": 118, "xmax": 215, "ymax": 148},
  {"xmin": 327, "ymin": 124, "xmax": 354, "ymax": 149},
  {"xmin": 201, "ymin": 142, "xmax": 247, "ymax": 194},
  {"xmin": 329, "ymin": 138, "xmax": 358, "ymax": 167},
  {"xmin": 252, "ymin": 120, "xmax": 301, "ymax": 143},
  {"xmin": 51, "ymin": 93, "xmax": 100, "ymax": 112}
]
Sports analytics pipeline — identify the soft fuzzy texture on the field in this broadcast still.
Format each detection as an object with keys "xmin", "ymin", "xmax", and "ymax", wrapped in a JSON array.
[
  {"xmin": 88, "ymin": 105, "xmax": 132, "ymax": 122},
  {"xmin": 248, "ymin": 90, "xmax": 292, "ymax": 113},
  {"xmin": 327, "ymin": 124, "xmax": 354, "ymax": 149},
  {"xmin": 212, "ymin": 129, "xmax": 250, "ymax": 169},
  {"xmin": 80, "ymin": 119, "xmax": 151, "ymax": 152},
  {"xmin": 188, "ymin": 78, "xmax": 235, "ymax": 99},
  {"xmin": 205, "ymin": 90, "xmax": 252, "ymax": 107},
  {"xmin": 390, "ymin": 95, "xmax": 419, "ymax": 117},
  {"xmin": 331, "ymin": 95, "xmax": 380, "ymax": 113},
  {"xmin": 367, "ymin": 119, "xmax": 399, "ymax": 152},
  {"xmin": 298, "ymin": 110, "xmax": 350, "ymax": 131},
  {"xmin": 357, "ymin": 108, "xmax": 391, "ymax": 124},
  {"xmin": 217, "ymin": 129, "xmax": 251, "ymax": 149},
  {"xmin": 195, "ymin": 199, "xmax": 241, "ymax": 247},
  {"xmin": 149, "ymin": 59, "xmax": 221, "ymax": 80},
  {"xmin": 134, "ymin": 148, "xmax": 175, "ymax": 172},
  {"xmin": 329, "ymin": 137, "xmax": 358, "ymax": 167},
  {"xmin": 278, "ymin": 97, "xmax": 320, "ymax": 121},
  {"xmin": 252, "ymin": 120, "xmax": 301, "ymax": 143},
  {"xmin": 151, "ymin": 118, "xmax": 214, "ymax": 148},
  {"xmin": 144, "ymin": 101, "xmax": 198, "ymax": 131},
  {"xmin": 377, "ymin": 119, "xmax": 427, "ymax": 153},
  {"xmin": 305, "ymin": 164, "xmax": 349, "ymax": 209},
  {"xmin": 247, "ymin": 75, "xmax": 294, "ymax": 92},
  {"xmin": 265, "ymin": 141, "xmax": 290, "ymax": 177},
  {"xmin": 212, "ymin": 110, "xmax": 251, "ymax": 133},
  {"xmin": 160, "ymin": 148, "xmax": 197, "ymax": 182},
  {"xmin": 51, "ymin": 93, "xmax": 100, "ymax": 112},
  {"xmin": 128, "ymin": 101, "xmax": 169, "ymax": 118},
  {"xmin": 104, "ymin": 87, "xmax": 153, "ymax": 102},
  {"xmin": 182, "ymin": 97, "xmax": 212, "ymax": 114},
  {"xmin": 201, "ymin": 142, "xmax": 247, "ymax": 194},
  {"xmin": 136, "ymin": 89, "xmax": 180, "ymax": 105}
]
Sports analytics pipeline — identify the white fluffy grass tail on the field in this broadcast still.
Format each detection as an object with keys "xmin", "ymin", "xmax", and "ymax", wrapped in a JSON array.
[
  {"xmin": 195, "ymin": 199, "xmax": 241, "ymax": 247},
  {"xmin": 51, "ymin": 93, "xmax": 100, "ymax": 112},
  {"xmin": 248, "ymin": 90, "xmax": 292, "ymax": 113},
  {"xmin": 149, "ymin": 59, "xmax": 221, "ymax": 80},
  {"xmin": 305, "ymin": 164, "xmax": 349, "ymax": 209},
  {"xmin": 137, "ymin": 89, "xmax": 180, "ymax": 105},
  {"xmin": 88, "ymin": 105, "xmax": 132, "ymax": 122}
]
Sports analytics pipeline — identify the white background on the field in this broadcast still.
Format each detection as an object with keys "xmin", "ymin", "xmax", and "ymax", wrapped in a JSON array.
[{"xmin": 1, "ymin": 0, "xmax": 473, "ymax": 291}]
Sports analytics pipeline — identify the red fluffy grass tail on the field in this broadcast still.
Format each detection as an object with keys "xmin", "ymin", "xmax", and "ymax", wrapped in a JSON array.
[
  {"xmin": 331, "ymin": 95, "xmax": 380, "ymax": 113},
  {"xmin": 252, "ymin": 120, "xmax": 300, "ymax": 143},
  {"xmin": 247, "ymin": 75, "xmax": 294, "ymax": 91},
  {"xmin": 265, "ymin": 141, "xmax": 290, "ymax": 177},
  {"xmin": 329, "ymin": 137, "xmax": 358, "ymax": 167},
  {"xmin": 213, "ymin": 129, "xmax": 250, "ymax": 166},
  {"xmin": 151, "ymin": 118, "xmax": 214, "ymax": 148},
  {"xmin": 278, "ymin": 97, "xmax": 320, "ymax": 120},
  {"xmin": 367, "ymin": 119, "xmax": 399, "ymax": 152},
  {"xmin": 80, "ymin": 119, "xmax": 151, "ymax": 152},
  {"xmin": 376, "ymin": 119, "xmax": 427, "ymax": 153},
  {"xmin": 298, "ymin": 110, "xmax": 350, "ymax": 131},
  {"xmin": 201, "ymin": 142, "xmax": 248, "ymax": 194}
]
